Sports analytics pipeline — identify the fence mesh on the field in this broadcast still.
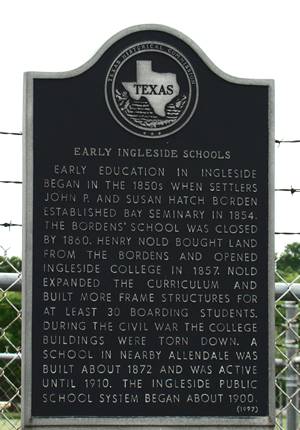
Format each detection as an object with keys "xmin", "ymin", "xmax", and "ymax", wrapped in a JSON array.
[
  {"xmin": 0, "ymin": 249, "xmax": 300, "ymax": 429},
  {"xmin": 0, "ymin": 248, "xmax": 21, "ymax": 430},
  {"xmin": 275, "ymin": 271, "xmax": 300, "ymax": 429},
  {"xmin": 0, "ymin": 149, "xmax": 300, "ymax": 430}
]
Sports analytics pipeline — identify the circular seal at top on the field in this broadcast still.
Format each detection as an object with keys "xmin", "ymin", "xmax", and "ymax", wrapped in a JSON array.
[{"xmin": 105, "ymin": 41, "xmax": 198, "ymax": 138}]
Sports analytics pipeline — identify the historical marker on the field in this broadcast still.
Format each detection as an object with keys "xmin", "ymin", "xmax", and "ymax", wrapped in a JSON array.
[{"xmin": 22, "ymin": 25, "xmax": 275, "ymax": 429}]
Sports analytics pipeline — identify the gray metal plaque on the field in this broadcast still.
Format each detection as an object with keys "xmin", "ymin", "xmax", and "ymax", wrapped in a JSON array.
[{"xmin": 23, "ymin": 25, "xmax": 275, "ymax": 429}]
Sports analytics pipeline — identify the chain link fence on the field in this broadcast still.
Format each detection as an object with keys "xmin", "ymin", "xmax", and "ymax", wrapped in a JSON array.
[
  {"xmin": 0, "ymin": 139, "xmax": 300, "ymax": 430},
  {"xmin": 275, "ymin": 278, "xmax": 300, "ymax": 429},
  {"xmin": 0, "ymin": 249, "xmax": 21, "ymax": 430},
  {"xmin": 0, "ymin": 248, "xmax": 300, "ymax": 429}
]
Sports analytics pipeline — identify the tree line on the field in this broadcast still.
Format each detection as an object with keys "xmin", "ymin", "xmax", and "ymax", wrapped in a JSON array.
[{"xmin": 0, "ymin": 244, "xmax": 300, "ymax": 400}]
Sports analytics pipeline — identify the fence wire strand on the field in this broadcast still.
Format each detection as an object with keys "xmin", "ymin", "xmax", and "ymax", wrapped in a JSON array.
[
  {"xmin": 0, "ymin": 132, "xmax": 22, "ymax": 136},
  {"xmin": 0, "ymin": 134, "xmax": 300, "ymax": 429}
]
